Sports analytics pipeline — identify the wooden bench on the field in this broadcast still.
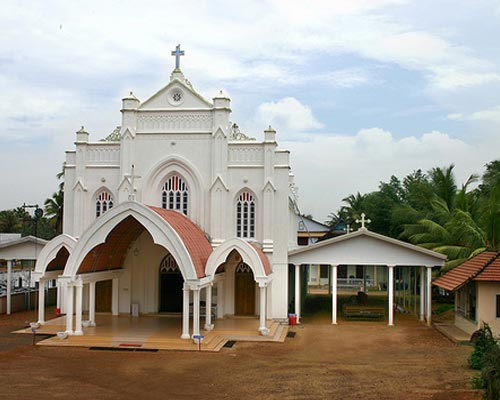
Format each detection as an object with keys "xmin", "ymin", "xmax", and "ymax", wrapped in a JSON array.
[{"xmin": 343, "ymin": 305, "xmax": 385, "ymax": 320}]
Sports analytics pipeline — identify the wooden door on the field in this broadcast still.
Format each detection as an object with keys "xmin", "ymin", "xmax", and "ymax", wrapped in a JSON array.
[
  {"xmin": 235, "ymin": 263, "xmax": 255, "ymax": 316},
  {"xmin": 95, "ymin": 280, "xmax": 112, "ymax": 312}
]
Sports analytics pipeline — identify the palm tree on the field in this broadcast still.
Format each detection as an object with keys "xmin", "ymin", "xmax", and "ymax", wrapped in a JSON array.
[
  {"xmin": 44, "ymin": 188, "xmax": 63, "ymax": 234},
  {"xmin": 44, "ymin": 165, "xmax": 65, "ymax": 234},
  {"xmin": 0, "ymin": 210, "xmax": 23, "ymax": 233},
  {"xmin": 340, "ymin": 192, "xmax": 366, "ymax": 228}
]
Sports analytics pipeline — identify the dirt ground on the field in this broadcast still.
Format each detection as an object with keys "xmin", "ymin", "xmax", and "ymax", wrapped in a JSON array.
[{"xmin": 0, "ymin": 310, "xmax": 480, "ymax": 400}]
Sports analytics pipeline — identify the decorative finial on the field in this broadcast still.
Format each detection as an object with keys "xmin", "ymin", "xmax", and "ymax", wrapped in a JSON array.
[
  {"xmin": 171, "ymin": 44, "xmax": 185, "ymax": 70},
  {"xmin": 355, "ymin": 213, "xmax": 371, "ymax": 230}
]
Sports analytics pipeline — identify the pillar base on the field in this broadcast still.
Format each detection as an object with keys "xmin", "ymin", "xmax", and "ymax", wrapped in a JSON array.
[
  {"xmin": 204, "ymin": 324, "xmax": 214, "ymax": 331},
  {"xmin": 74, "ymin": 330, "xmax": 83, "ymax": 336},
  {"xmin": 259, "ymin": 327, "xmax": 270, "ymax": 336},
  {"xmin": 65, "ymin": 330, "xmax": 74, "ymax": 335},
  {"xmin": 180, "ymin": 333, "xmax": 191, "ymax": 340}
]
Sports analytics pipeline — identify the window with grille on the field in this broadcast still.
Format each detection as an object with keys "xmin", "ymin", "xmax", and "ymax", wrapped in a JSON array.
[
  {"xmin": 236, "ymin": 192, "xmax": 255, "ymax": 238},
  {"xmin": 96, "ymin": 190, "xmax": 114, "ymax": 218},
  {"xmin": 160, "ymin": 254, "xmax": 180, "ymax": 273},
  {"xmin": 162, "ymin": 175, "xmax": 189, "ymax": 215}
]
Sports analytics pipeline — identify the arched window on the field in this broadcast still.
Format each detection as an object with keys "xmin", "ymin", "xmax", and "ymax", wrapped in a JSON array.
[
  {"xmin": 162, "ymin": 175, "xmax": 189, "ymax": 215},
  {"xmin": 96, "ymin": 190, "xmax": 114, "ymax": 218},
  {"xmin": 236, "ymin": 192, "xmax": 255, "ymax": 238},
  {"xmin": 159, "ymin": 254, "xmax": 180, "ymax": 273}
]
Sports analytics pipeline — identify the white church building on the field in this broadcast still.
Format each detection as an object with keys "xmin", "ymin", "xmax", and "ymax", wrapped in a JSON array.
[{"xmin": 32, "ymin": 46, "xmax": 446, "ymax": 342}]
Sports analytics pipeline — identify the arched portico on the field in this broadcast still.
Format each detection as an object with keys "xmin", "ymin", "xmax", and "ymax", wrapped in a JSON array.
[
  {"xmin": 32, "ymin": 234, "xmax": 77, "ymax": 324},
  {"xmin": 61, "ymin": 201, "xmax": 212, "ymax": 338},
  {"xmin": 205, "ymin": 238, "xmax": 272, "ymax": 335}
]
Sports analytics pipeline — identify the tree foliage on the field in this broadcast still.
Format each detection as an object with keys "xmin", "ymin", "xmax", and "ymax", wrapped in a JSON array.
[{"xmin": 329, "ymin": 160, "xmax": 500, "ymax": 271}]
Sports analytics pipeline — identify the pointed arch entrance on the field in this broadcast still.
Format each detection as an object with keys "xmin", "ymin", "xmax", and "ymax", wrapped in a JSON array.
[
  {"xmin": 159, "ymin": 254, "xmax": 183, "ymax": 312},
  {"xmin": 234, "ymin": 262, "xmax": 255, "ymax": 316},
  {"xmin": 61, "ymin": 201, "xmax": 212, "ymax": 338}
]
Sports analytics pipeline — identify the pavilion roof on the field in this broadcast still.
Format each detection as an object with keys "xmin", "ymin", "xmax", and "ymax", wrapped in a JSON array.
[{"xmin": 433, "ymin": 250, "xmax": 500, "ymax": 291}]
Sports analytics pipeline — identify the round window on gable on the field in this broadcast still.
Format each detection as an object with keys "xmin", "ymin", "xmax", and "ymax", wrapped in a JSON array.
[{"xmin": 168, "ymin": 89, "xmax": 184, "ymax": 106}]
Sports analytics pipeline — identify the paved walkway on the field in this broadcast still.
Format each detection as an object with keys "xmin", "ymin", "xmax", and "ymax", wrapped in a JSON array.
[
  {"xmin": 14, "ymin": 314, "xmax": 288, "ymax": 351},
  {"xmin": 433, "ymin": 322, "xmax": 472, "ymax": 344}
]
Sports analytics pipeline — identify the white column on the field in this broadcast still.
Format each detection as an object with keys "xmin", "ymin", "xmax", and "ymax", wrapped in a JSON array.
[
  {"xmin": 59, "ymin": 280, "xmax": 66, "ymax": 314},
  {"xmin": 111, "ymin": 278, "xmax": 119, "ymax": 316},
  {"xmin": 38, "ymin": 279, "xmax": 46, "ymax": 324},
  {"xmin": 426, "ymin": 266, "xmax": 432, "ymax": 326},
  {"xmin": 419, "ymin": 266, "xmax": 425, "ymax": 321},
  {"xmin": 6, "ymin": 260, "xmax": 12, "ymax": 315},
  {"xmin": 74, "ymin": 279, "xmax": 83, "ymax": 335},
  {"xmin": 65, "ymin": 283, "xmax": 74, "ymax": 334},
  {"xmin": 258, "ymin": 284, "xmax": 268, "ymax": 335},
  {"xmin": 89, "ymin": 281, "xmax": 96, "ymax": 327},
  {"xmin": 294, "ymin": 264, "xmax": 301, "ymax": 323},
  {"xmin": 181, "ymin": 285, "xmax": 190, "ymax": 339},
  {"xmin": 56, "ymin": 280, "xmax": 61, "ymax": 310},
  {"xmin": 204, "ymin": 284, "xmax": 214, "ymax": 331},
  {"xmin": 192, "ymin": 288, "xmax": 200, "ymax": 338},
  {"xmin": 331, "ymin": 265, "xmax": 338, "ymax": 325},
  {"xmin": 216, "ymin": 280, "xmax": 224, "ymax": 319},
  {"xmin": 388, "ymin": 265, "xmax": 395, "ymax": 326}
]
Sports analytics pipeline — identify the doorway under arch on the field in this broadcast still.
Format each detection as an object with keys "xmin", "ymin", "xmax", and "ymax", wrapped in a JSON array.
[
  {"xmin": 234, "ymin": 262, "xmax": 255, "ymax": 316},
  {"xmin": 159, "ymin": 254, "xmax": 183, "ymax": 313}
]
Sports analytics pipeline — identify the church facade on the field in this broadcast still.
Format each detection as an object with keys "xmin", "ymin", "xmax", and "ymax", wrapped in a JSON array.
[{"xmin": 33, "ymin": 47, "xmax": 297, "ymax": 338}]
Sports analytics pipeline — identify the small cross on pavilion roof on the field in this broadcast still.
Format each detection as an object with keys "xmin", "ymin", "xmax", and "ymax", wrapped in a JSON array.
[
  {"xmin": 356, "ymin": 213, "xmax": 371, "ymax": 230},
  {"xmin": 171, "ymin": 44, "xmax": 185, "ymax": 70}
]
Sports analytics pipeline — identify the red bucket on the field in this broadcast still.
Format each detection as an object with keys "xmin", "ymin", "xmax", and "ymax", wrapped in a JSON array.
[
  {"xmin": 55, "ymin": 308, "xmax": 61, "ymax": 317},
  {"xmin": 288, "ymin": 314, "xmax": 297, "ymax": 326}
]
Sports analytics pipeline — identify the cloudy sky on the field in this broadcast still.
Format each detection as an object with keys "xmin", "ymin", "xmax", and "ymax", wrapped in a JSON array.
[{"xmin": 1, "ymin": 0, "xmax": 499, "ymax": 222}]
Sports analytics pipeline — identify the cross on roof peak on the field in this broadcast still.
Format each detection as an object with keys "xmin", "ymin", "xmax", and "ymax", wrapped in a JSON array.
[
  {"xmin": 171, "ymin": 44, "xmax": 185, "ymax": 70},
  {"xmin": 356, "ymin": 213, "xmax": 371, "ymax": 230}
]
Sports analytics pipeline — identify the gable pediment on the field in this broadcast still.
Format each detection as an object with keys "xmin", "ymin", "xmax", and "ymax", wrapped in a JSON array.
[{"xmin": 139, "ymin": 79, "xmax": 213, "ymax": 110}]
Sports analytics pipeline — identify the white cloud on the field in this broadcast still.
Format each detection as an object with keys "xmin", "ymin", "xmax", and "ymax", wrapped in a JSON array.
[
  {"xmin": 446, "ymin": 113, "xmax": 464, "ymax": 120},
  {"xmin": 285, "ymin": 128, "xmax": 499, "ymax": 222},
  {"xmin": 445, "ymin": 106, "xmax": 500, "ymax": 124},
  {"xmin": 255, "ymin": 97, "xmax": 324, "ymax": 135},
  {"xmin": 470, "ymin": 105, "xmax": 500, "ymax": 123}
]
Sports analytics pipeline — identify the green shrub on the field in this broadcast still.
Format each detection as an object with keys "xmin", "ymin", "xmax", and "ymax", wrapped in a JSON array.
[
  {"xmin": 481, "ymin": 344, "xmax": 500, "ymax": 400},
  {"xmin": 468, "ymin": 323, "xmax": 497, "ymax": 370}
]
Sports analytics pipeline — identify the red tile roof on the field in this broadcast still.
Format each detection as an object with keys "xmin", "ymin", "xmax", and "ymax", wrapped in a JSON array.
[
  {"xmin": 475, "ymin": 255, "xmax": 500, "ymax": 281},
  {"xmin": 78, "ymin": 216, "xmax": 144, "ymax": 274},
  {"xmin": 149, "ymin": 206, "xmax": 212, "ymax": 278},
  {"xmin": 433, "ymin": 251, "xmax": 500, "ymax": 291},
  {"xmin": 250, "ymin": 243, "xmax": 272, "ymax": 276}
]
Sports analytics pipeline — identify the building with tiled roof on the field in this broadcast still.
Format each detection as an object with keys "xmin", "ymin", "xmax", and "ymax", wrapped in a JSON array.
[{"xmin": 433, "ymin": 250, "xmax": 500, "ymax": 337}]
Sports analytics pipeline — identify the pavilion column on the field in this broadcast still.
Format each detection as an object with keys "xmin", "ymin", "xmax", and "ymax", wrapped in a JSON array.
[
  {"xmin": 74, "ymin": 279, "xmax": 83, "ymax": 335},
  {"xmin": 56, "ymin": 279, "xmax": 61, "ymax": 311},
  {"xmin": 388, "ymin": 265, "xmax": 395, "ymax": 326},
  {"xmin": 294, "ymin": 264, "xmax": 301, "ymax": 323},
  {"xmin": 38, "ymin": 278, "xmax": 46, "ymax": 324},
  {"xmin": 88, "ymin": 281, "xmax": 96, "ymax": 327},
  {"xmin": 65, "ymin": 283, "xmax": 74, "ymax": 335},
  {"xmin": 331, "ymin": 264, "xmax": 338, "ymax": 325},
  {"xmin": 204, "ymin": 284, "xmax": 214, "ymax": 331},
  {"xmin": 181, "ymin": 284, "xmax": 190, "ymax": 339},
  {"xmin": 426, "ymin": 266, "xmax": 432, "ymax": 326},
  {"xmin": 258, "ymin": 283, "xmax": 268, "ymax": 335},
  {"xmin": 192, "ymin": 288, "xmax": 200, "ymax": 338},
  {"xmin": 6, "ymin": 259, "xmax": 12, "ymax": 315},
  {"xmin": 419, "ymin": 266, "xmax": 425, "ymax": 321},
  {"xmin": 216, "ymin": 280, "xmax": 224, "ymax": 319},
  {"xmin": 111, "ymin": 278, "xmax": 119, "ymax": 316}
]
